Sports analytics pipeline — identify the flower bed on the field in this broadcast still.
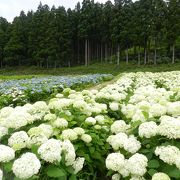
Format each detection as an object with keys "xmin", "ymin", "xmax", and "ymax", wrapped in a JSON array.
[
  {"xmin": 0, "ymin": 71, "xmax": 179, "ymax": 180},
  {"xmin": 0, "ymin": 74, "xmax": 113, "ymax": 108}
]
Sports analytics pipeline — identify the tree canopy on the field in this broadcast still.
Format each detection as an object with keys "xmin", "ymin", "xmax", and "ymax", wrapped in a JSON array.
[{"xmin": 0, "ymin": 0, "xmax": 179, "ymax": 68}]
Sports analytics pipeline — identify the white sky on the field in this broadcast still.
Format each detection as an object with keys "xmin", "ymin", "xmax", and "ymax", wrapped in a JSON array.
[{"xmin": 0, "ymin": 0, "xmax": 110, "ymax": 22}]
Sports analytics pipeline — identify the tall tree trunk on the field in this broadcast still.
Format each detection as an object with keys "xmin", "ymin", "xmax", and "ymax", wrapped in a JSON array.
[
  {"xmin": 68, "ymin": 60, "xmax": 71, "ymax": 67},
  {"xmin": 105, "ymin": 43, "xmax": 108, "ymax": 63},
  {"xmin": 101, "ymin": 43, "xmax": 103, "ymax": 63},
  {"xmin": 138, "ymin": 46, "xmax": 141, "ymax": 66},
  {"xmin": 117, "ymin": 43, "xmax": 120, "ymax": 66},
  {"xmin": 85, "ymin": 39, "xmax": 88, "ymax": 66},
  {"xmin": 77, "ymin": 39, "xmax": 80, "ymax": 64},
  {"xmin": 0, "ymin": 59, "xmax": 2, "ymax": 68},
  {"xmin": 154, "ymin": 38, "xmax": 157, "ymax": 65},
  {"xmin": 88, "ymin": 40, "xmax": 90, "ymax": 65},
  {"xmin": 125, "ymin": 49, "xmax": 129, "ymax": 65},
  {"xmin": 110, "ymin": 43, "xmax": 113, "ymax": 63},
  {"xmin": 46, "ymin": 58, "xmax": 49, "ymax": 68},
  {"xmin": 96, "ymin": 44, "xmax": 99, "ymax": 61},
  {"xmin": 54, "ymin": 60, "xmax": 57, "ymax": 69},
  {"xmin": 172, "ymin": 44, "xmax": 175, "ymax": 64},
  {"xmin": 144, "ymin": 47, "xmax": 147, "ymax": 65},
  {"xmin": 147, "ymin": 40, "xmax": 151, "ymax": 63}
]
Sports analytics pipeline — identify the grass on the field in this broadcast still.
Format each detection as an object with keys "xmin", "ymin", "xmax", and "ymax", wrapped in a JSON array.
[{"xmin": 0, "ymin": 62, "xmax": 180, "ymax": 80}]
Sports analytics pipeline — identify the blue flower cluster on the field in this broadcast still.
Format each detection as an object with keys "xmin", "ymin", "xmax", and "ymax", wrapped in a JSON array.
[
  {"xmin": 0, "ymin": 74, "xmax": 112, "ymax": 95},
  {"xmin": 0, "ymin": 74, "xmax": 113, "ymax": 108}
]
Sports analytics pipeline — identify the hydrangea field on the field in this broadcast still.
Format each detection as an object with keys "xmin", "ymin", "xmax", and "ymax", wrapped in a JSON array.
[
  {"xmin": 0, "ymin": 74, "xmax": 112, "ymax": 108},
  {"xmin": 0, "ymin": 71, "xmax": 180, "ymax": 180}
]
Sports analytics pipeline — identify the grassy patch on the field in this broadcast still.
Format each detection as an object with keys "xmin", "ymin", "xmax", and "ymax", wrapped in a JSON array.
[{"xmin": 0, "ymin": 62, "xmax": 180, "ymax": 79}]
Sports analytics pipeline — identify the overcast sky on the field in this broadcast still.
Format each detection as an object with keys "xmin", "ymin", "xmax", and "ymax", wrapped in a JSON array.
[{"xmin": 0, "ymin": 0, "xmax": 110, "ymax": 22}]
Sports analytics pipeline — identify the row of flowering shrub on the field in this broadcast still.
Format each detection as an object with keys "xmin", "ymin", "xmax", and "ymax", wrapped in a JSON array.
[
  {"xmin": 0, "ymin": 71, "xmax": 179, "ymax": 180},
  {"xmin": 0, "ymin": 74, "xmax": 113, "ymax": 108}
]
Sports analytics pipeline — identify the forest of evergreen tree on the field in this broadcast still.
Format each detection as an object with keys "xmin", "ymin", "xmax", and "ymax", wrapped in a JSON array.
[{"xmin": 0, "ymin": 0, "xmax": 179, "ymax": 68}]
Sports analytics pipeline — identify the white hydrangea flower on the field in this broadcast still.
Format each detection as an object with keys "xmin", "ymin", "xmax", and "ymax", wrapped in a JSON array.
[
  {"xmin": 123, "ymin": 135, "xmax": 141, "ymax": 154},
  {"xmin": 152, "ymin": 172, "xmax": 170, "ymax": 180},
  {"xmin": 85, "ymin": 117, "xmax": 96, "ymax": 125},
  {"xmin": 73, "ymin": 127, "xmax": 85, "ymax": 136},
  {"xmin": 62, "ymin": 140, "xmax": 76, "ymax": 166},
  {"xmin": 121, "ymin": 104, "xmax": 136, "ymax": 119},
  {"xmin": 95, "ymin": 115, "xmax": 105, "ymax": 124},
  {"xmin": 29, "ymin": 101, "xmax": 49, "ymax": 120},
  {"xmin": 132, "ymin": 109, "xmax": 146, "ymax": 123},
  {"xmin": 167, "ymin": 101, "xmax": 180, "ymax": 117},
  {"xmin": 112, "ymin": 173, "xmax": 121, "ymax": 180},
  {"xmin": 12, "ymin": 153, "xmax": 41, "ymax": 179},
  {"xmin": 28, "ymin": 124, "xmax": 53, "ymax": 139},
  {"xmin": 38, "ymin": 139, "xmax": 62, "ymax": 163},
  {"xmin": 0, "ymin": 169, "xmax": 2, "ymax": 180},
  {"xmin": 139, "ymin": 121, "xmax": 158, "ymax": 138},
  {"xmin": 53, "ymin": 118, "xmax": 68, "ymax": 128},
  {"xmin": 44, "ymin": 113, "xmax": 56, "ymax": 121},
  {"xmin": 111, "ymin": 120, "xmax": 130, "ymax": 134},
  {"xmin": 81, "ymin": 134, "xmax": 92, "ymax": 143},
  {"xmin": 0, "ymin": 126, "xmax": 8, "ymax": 140},
  {"xmin": 155, "ymin": 145, "xmax": 180, "ymax": 165},
  {"xmin": 118, "ymin": 159, "xmax": 130, "ymax": 177},
  {"xmin": 94, "ymin": 125, "xmax": 102, "ymax": 130},
  {"xmin": 8, "ymin": 131, "xmax": 29, "ymax": 151},
  {"xmin": 107, "ymin": 133, "xmax": 128, "ymax": 150},
  {"xmin": 38, "ymin": 124, "xmax": 53, "ymax": 138},
  {"xmin": 149, "ymin": 104, "xmax": 166, "ymax": 117},
  {"xmin": 6, "ymin": 111, "xmax": 32, "ymax": 129},
  {"xmin": 61, "ymin": 129, "xmax": 78, "ymax": 141},
  {"xmin": 158, "ymin": 117, "xmax": 180, "ymax": 139},
  {"xmin": 27, "ymin": 135, "xmax": 48, "ymax": 147},
  {"xmin": 109, "ymin": 102, "xmax": 119, "ymax": 111},
  {"xmin": 175, "ymin": 156, "xmax": 180, "ymax": 169},
  {"xmin": 0, "ymin": 107, "xmax": 14, "ymax": 118},
  {"xmin": 0, "ymin": 145, "xmax": 15, "ymax": 162},
  {"xmin": 106, "ymin": 153, "xmax": 125, "ymax": 172},
  {"xmin": 130, "ymin": 176, "xmax": 145, "ymax": 180},
  {"xmin": 127, "ymin": 153, "xmax": 148, "ymax": 176},
  {"xmin": 72, "ymin": 157, "xmax": 85, "ymax": 174}
]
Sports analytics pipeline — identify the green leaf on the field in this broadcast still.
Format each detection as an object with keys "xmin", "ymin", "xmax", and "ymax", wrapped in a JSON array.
[
  {"xmin": 163, "ymin": 165, "xmax": 180, "ymax": 178},
  {"xmin": 3, "ymin": 162, "xmax": 13, "ymax": 172},
  {"xmin": 69, "ymin": 174, "xmax": 77, "ymax": 180},
  {"xmin": 46, "ymin": 165, "xmax": 67, "ymax": 178},
  {"xmin": 148, "ymin": 169, "xmax": 157, "ymax": 176},
  {"xmin": 66, "ymin": 166, "xmax": 74, "ymax": 174},
  {"xmin": 148, "ymin": 160, "xmax": 160, "ymax": 169},
  {"xmin": 31, "ymin": 144, "xmax": 39, "ymax": 155}
]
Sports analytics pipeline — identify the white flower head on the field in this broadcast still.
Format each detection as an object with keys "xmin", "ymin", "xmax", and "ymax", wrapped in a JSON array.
[
  {"xmin": 53, "ymin": 118, "xmax": 68, "ymax": 128},
  {"xmin": 12, "ymin": 152, "xmax": 41, "ymax": 179},
  {"xmin": 61, "ymin": 129, "xmax": 78, "ymax": 141},
  {"xmin": 109, "ymin": 102, "xmax": 119, "ymax": 111},
  {"xmin": 85, "ymin": 117, "xmax": 96, "ymax": 125},
  {"xmin": 152, "ymin": 172, "xmax": 170, "ymax": 180},
  {"xmin": 0, "ymin": 145, "xmax": 15, "ymax": 162},
  {"xmin": 38, "ymin": 139, "xmax": 62, "ymax": 163},
  {"xmin": 72, "ymin": 157, "xmax": 85, "ymax": 174},
  {"xmin": 106, "ymin": 153, "xmax": 125, "ymax": 172},
  {"xmin": 127, "ymin": 153, "xmax": 148, "ymax": 176},
  {"xmin": 0, "ymin": 169, "xmax": 3, "ymax": 180},
  {"xmin": 81, "ymin": 134, "xmax": 92, "ymax": 143},
  {"xmin": 8, "ymin": 131, "xmax": 29, "ymax": 151},
  {"xmin": 139, "ymin": 121, "xmax": 158, "ymax": 138},
  {"xmin": 111, "ymin": 120, "xmax": 130, "ymax": 134}
]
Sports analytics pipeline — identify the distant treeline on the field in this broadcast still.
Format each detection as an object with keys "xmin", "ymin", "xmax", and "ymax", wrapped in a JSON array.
[{"xmin": 0, "ymin": 0, "xmax": 180, "ymax": 68}]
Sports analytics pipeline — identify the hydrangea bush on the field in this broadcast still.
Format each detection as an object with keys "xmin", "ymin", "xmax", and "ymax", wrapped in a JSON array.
[{"xmin": 0, "ymin": 71, "xmax": 180, "ymax": 179}]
